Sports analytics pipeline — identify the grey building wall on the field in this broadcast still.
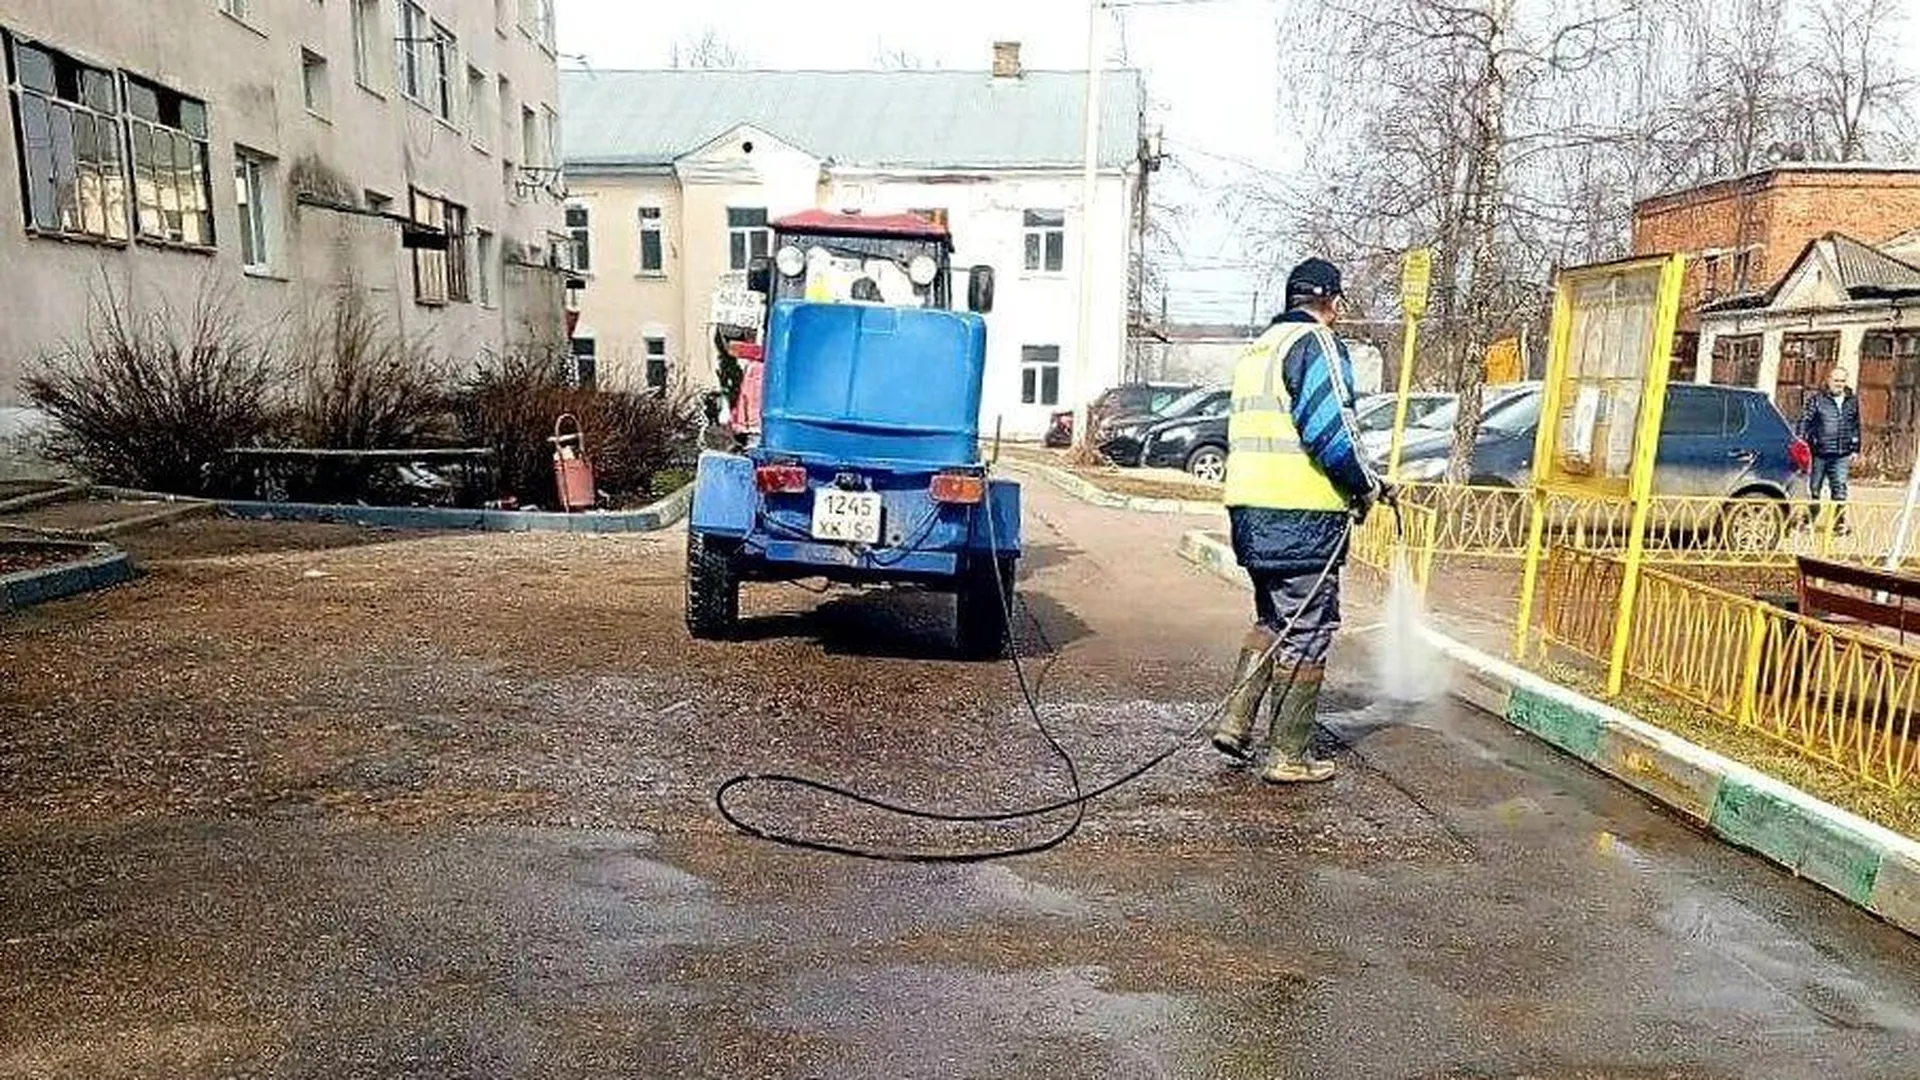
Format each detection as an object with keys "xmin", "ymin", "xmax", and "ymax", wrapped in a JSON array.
[{"xmin": 0, "ymin": 0, "xmax": 568, "ymax": 409}]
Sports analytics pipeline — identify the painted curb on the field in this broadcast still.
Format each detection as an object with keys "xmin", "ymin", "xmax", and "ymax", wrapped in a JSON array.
[
  {"xmin": 1001, "ymin": 459, "xmax": 1225, "ymax": 516},
  {"xmin": 1174, "ymin": 526, "xmax": 1920, "ymax": 937},
  {"xmin": 216, "ymin": 483, "xmax": 693, "ymax": 534},
  {"xmin": 0, "ymin": 545, "xmax": 134, "ymax": 613}
]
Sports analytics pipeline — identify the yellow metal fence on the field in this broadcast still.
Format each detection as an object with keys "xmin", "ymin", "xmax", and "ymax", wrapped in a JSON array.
[
  {"xmin": 1541, "ymin": 547, "xmax": 1920, "ymax": 792},
  {"xmin": 1400, "ymin": 482, "xmax": 1915, "ymax": 569},
  {"xmin": 1351, "ymin": 498, "xmax": 1439, "ymax": 590}
]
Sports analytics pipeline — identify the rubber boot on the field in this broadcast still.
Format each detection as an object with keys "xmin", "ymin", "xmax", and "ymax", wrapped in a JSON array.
[
  {"xmin": 1210, "ymin": 632, "xmax": 1274, "ymax": 761},
  {"xmin": 1260, "ymin": 662, "xmax": 1336, "ymax": 784}
]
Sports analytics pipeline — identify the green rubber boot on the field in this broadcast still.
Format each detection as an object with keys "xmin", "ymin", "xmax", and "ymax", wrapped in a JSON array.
[
  {"xmin": 1260, "ymin": 662, "xmax": 1336, "ymax": 784},
  {"xmin": 1210, "ymin": 633, "xmax": 1274, "ymax": 761}
]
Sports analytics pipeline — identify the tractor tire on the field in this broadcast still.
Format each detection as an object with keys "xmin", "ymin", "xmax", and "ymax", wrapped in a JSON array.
[
  {"xmin": 955, "ymin": 559, "xmax": 1015, "ymax": 660},
  {"xmin": 686, "ymin": 532, "xmax": 741, "ymax": 640}
]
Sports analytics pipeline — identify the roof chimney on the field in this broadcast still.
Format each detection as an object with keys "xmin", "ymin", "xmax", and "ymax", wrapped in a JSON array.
[{"xmin": 992, "ymin": 41, "xmax": 1022, "ymax": 79}]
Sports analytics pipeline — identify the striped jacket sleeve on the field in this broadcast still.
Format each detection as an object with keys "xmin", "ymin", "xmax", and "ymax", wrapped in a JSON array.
[{"xmin": 1280, "ymin": 330, "xmax": 1379, "ymax": 501}]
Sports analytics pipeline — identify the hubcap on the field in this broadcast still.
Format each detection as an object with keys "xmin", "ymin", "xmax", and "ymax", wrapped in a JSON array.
[{"xmin": 1192, "ymin": 453, "xmax": 1225, "ymax": 482}]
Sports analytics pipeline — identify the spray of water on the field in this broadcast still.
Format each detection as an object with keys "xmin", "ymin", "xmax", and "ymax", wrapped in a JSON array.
[{"xmin": 1373, "ymin": 547, "xmax": 1449, "ymax": 703}]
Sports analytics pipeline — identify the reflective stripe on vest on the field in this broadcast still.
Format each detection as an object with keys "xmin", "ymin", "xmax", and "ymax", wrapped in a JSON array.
[{"xmin": 1222, "ymin": 321, "xmax": 1350, "ymax": 513}]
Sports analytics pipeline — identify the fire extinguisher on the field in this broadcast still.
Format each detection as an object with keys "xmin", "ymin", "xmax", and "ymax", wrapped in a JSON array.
[{"xmin": 549, "ymin": 413, "xmax": 597, "ymax": 513}]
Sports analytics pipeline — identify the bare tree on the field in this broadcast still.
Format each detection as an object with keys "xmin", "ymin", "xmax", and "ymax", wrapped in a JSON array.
[
  {"xmin": 670, "ymin": 28, "xmax": 749, "ymax": 70},
  {"xmin": 1801, "ymin": 0, "xmax": 1916, "ymax": 159}
]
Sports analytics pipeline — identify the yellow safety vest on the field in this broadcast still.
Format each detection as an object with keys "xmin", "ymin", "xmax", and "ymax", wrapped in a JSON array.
[{"xmin": 1222, "ymin": 320, "xmax": 1351, "ymax": 512}]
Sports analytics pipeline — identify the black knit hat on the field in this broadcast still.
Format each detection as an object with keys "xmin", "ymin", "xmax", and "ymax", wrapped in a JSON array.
[{"xmin": 1286, "ymin": 258, "xmax": 1344, "ymax": 304}]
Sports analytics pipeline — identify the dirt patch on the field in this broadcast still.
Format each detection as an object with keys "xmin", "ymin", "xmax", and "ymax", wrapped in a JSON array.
[{"xmin": 0, "ymin": 543, "xmax": 94, "ymax": 576}]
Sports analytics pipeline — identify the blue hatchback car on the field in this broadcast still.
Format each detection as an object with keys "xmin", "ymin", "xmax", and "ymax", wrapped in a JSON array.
[{"xmin": 1378, "ymin": 382, "xmax": 1812, "ymax": 549}]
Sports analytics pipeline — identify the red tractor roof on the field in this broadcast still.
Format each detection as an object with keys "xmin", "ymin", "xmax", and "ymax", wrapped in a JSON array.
[{"xmin": 774, "ymin": 209, "xmax": 951, "ymax": 242}]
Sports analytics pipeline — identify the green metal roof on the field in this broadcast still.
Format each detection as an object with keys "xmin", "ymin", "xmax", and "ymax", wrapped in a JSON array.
[{"xmin": 561, "ymin": 68, "xmax": 1146, "ymax": 172}]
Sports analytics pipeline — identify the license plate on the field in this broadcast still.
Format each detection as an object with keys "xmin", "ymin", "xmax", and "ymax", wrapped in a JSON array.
[{"xmin": 811, "ymin": 489, "xmax": 883, "ymax": 544}]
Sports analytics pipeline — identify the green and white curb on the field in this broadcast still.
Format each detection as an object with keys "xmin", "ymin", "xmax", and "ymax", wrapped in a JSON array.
[
  {"xmin": 1176, "ymin": 527, "xmax": 1920, "ymax": 938},
  {"xmin": 1002, "ymin": 460, "xmax": 1225, "ymax": 516}
]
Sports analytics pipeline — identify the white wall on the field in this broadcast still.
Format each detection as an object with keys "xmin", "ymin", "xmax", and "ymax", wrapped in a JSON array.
[{"xmin": 826, "ymin": 168, "xmax": 1135, "ymax": 439}]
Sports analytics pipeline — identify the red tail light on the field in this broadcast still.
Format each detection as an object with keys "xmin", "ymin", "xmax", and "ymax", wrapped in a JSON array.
[
  {"xmin": 931, "ymin": 473, "xmax": 986, "ymax": 504},
  {"xmin": 755, "ymin": 464, "xmax": 808, "ymax": 494},
  {"xmin": 1789, "ymin": 438, "xmax": 1812, "ymax": 474}
]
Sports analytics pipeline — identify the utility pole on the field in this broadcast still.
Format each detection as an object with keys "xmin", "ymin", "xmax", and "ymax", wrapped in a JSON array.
[{"xmin": 1070, "ymin": 0, "xmax": 1105, "ymax": 459}]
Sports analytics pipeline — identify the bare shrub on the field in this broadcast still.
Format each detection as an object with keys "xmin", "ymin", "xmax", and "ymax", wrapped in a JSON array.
[
  {"xmin": 290, "ymin": 291, "xmax": 452, "ymax": 450},
  {"xmin": 22, "ymin": 281, "xmax": 278, "ymax": 495},
  {"xmin": 456, "ymin": 351, "xmax": 699, "ymax": 508}
]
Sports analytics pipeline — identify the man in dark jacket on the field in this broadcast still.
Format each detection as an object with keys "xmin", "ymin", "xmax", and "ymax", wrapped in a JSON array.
[
  {"xmin": 1211, "ymin": 258, "xmax": 1389, "ymax": 784},
  {"xmin": 1799, "ymin": 365, "xmax": 1862, "ymax": 534}
]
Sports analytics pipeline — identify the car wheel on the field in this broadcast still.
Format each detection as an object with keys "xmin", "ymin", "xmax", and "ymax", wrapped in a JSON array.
[
  {"xmin": 1186, "ymin": 445, "xmax": 1228, "ymax": 484},
  {"xmin": 1719, "ymin": 493, "xmax": 1787, "ymax": 555}
]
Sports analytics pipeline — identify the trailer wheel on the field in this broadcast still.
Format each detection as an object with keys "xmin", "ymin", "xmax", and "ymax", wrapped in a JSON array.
[
  {"xmin": 686, "ymin": 532, "xmax": 741, "ymax": 640},
  {"xmin": 956, "ymin": 559, "xmax": 1015, "ymax": 660}
]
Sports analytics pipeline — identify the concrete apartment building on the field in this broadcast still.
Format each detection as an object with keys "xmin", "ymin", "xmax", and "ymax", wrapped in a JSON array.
[
  {"xmin": 0, "ymin": 0, "xmax": 569, "ymax": 416},
  {"xmin": 559, "ymin": 46, "xmax": 1148, "ymax": 439}
]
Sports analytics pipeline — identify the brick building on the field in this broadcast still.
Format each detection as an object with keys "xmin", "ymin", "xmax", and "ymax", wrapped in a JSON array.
[{"xmin": 1631, "ymin": 164, "xmax": 1920, "ymax": 355}]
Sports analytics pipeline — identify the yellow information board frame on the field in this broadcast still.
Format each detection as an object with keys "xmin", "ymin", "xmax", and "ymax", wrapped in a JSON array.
[{"xmin": 1513, "ymin": 254, "xmax": 1687, "ymax": 695}]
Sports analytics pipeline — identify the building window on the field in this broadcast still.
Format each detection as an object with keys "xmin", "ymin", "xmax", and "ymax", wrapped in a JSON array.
[
  {"xmin": 535, "ymin": 0, "xmax": 557, "ymax": 49},
  {"xmin": 1778, "ymin": 332, "xmax": 1840, "ymax": 421},
  {"xmin": 1024, "ymin": 209, "xmax": 1065, "ymax": 273},
  {"xmin": 1730, "ymin": 250, "xmax": 1755, "ymax": 295},
  {"xmin": 520, "ymin": 105, "xmax": 539, "ymax": 165},
  {"xmin": 302, "ymin": 50, "xmax": 330, "ymax": 117},
  {"xmin": 475, "ymin": 228, "xmax": 495, "ymax": 306},
  {"xmin": 127, "ymin": 77, "xmax": 214, "ymax": 247},
  {"xmin": 396, "ymin": 1, "xmax": 426, "ymax": 100},
  {"xmin": 497, "ymin": 75, "xmax": 513, "ymax": 155},
  {"xmin": 565, "ymin": 202, "xmax": 591, "ymax": 272},
  {"xmin": 218, "ymin": 0, "xmax": 251, "ymax": 21},
  {"xmin": 645, "ymin": 337, "xmax": 668, "ymax": 392},
  {"xmin": 639, "ymin": 206, "xmax": 664, "ymax": 273},
  {"xmin": 1710, "ymin": 334, "xmax": 1762, "ymax": 387},
  {"xmin": 1700, "ymin": 254, "xmax": 1722, "ymax": 302},
  {"xmin": 466, "ymin": 65, "xmax": 487, "ymax": 148},
  {"xmin": 1021, "ymin": 345, "xmax": 1061, "ymax": 406},
  {"xmin": 234, "ymin": 151, "xmax": 270, "ymax": 271},
  {"xmin": 6, "ymin": 36, "xmax": 129, "ymax": 243},
  {"xmin": 351, "ymin": 0, "xmax": 379, "ymax": 88},
  {"xmin": 445, "ymin": 202, "xmax": 470, "ymax": 302},
  {"xmin": 727, "ymin": 207, "xmax": 769, "ymax": 271},
  {"xmin": 410, "ymin": 189, "xmax": 467, "ymax": 305},
  {"xmin": 542, "ymin": 105, "xmax": 560, "ymax": 169},
  {"xmin": 571, "ymin": 336, "xmax": 597, "ymax": 390},
  {"xmin": 429, "ymin": 24, "xmax": 456, "ymax": 121}
]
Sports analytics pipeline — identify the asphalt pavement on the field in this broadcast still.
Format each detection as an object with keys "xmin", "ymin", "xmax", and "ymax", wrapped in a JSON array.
[{"xmin": 4, "ymin": 485, "xmax": 1920, "ymax": 1079}]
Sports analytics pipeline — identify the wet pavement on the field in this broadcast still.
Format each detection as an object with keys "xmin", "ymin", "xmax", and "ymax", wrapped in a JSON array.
[{"xmin": 5, "ymin": 487, "xmax": 1920, "ymax": 1078}]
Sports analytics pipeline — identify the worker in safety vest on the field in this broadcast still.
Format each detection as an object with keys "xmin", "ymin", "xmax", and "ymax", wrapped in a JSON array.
[{"xmin": 1211, "ymin": 258, "xmax": 1392, "ymax": 783}]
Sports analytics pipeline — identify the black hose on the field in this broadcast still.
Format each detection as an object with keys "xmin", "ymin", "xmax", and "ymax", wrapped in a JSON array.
[{"xmin": 712, "ymin": 478, "xmax": 1350, "ymax": 864}]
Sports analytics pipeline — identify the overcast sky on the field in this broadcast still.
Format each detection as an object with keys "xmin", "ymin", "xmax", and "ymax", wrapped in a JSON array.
[{"xmin": 555, "ymin": 0, "xmax": 1293, "ymax": 324}]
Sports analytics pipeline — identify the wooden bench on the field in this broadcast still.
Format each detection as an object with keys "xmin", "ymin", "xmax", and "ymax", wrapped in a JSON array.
[{"xmin": 1796, "ymin": 556, "xmax": 1920, "ymax": 647}]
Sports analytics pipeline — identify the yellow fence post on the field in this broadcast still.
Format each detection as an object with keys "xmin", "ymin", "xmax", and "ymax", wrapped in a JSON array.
[
  {"xmin": 1738, "ymin": 601, "xmax": 1769, "ymax": 728},
  {"xmin": 1513, "ymin": 277, "xmax": 1576, "ymax": 661},
  {"xmin": 1605, "ymin": 254, "xmax": 1687, "ymax": 698}
]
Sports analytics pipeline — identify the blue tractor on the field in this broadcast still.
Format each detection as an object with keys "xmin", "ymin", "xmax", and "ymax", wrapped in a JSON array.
[{"xmin": 685, "ymin": 210, "xmax": 1022, "ymax": 658}]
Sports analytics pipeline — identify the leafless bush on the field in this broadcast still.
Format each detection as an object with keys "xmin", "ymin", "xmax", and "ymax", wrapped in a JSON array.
[
  {"xmin": 22, "ymin": 281, "xmax": 279, "ymax": 495},
  {"xmin": 290, "ymin": 291, "xmax": 452, "ymax": 450},
  {"xmin": 456, "ymin": 351, "xmax": 699, "ymax": 508}
]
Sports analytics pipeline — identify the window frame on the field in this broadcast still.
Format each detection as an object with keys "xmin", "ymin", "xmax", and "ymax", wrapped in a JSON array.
[
  {"xmin": 564, "ymin": 201, "xmax": 591, "ymax": 273},
  {"xmin": 125, "ymin": 74, "xmax": 215, "ymax": 250},
  {"xmin": 644, "ymin": 336, "xmax": 669, "ymax": 394},
  {"xmin": 301, "ymin": 49, "xmax": 330, "ymax": 118},
  {"xmin": 6, "ymin": 34, "xmax": 131, "ymax": 246},
  {"xmin": 1023, "ymin": 209, "xmax": 1066, "ymax": 274},
  {"xmin": 396, "ymin": 0, "xmax": 427, "ymax": 103},
  {"xmin": 234, "ymin": 149, "xmax": 270, "ymax": 272},
  {"xmin": 475, "ymin": 227, "xmax": 496, "ymax": 307},
  {"xmin": 350, "ymin": 0, "xmax": 381, "ymax": 91},
  {"xmin": 726, "ymin": 206, "xmax": 770, "ymax": 272},
  {"xmin": 1020, "ymin": 344, "xmax": 1063, "ymax": 406},
  {"xmin": 638, "ymin": 205, "xmax": 664, "ymax": 274}
]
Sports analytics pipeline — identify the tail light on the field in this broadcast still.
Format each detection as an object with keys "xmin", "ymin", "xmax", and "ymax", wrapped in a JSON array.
[
  {"xmin": 931, "ymin": 472, "xmax": 986, "ymax": 504},
  {"xmin": 1789, "ymin": 438, "xmax": 1812, "ymax": 474},
  {"xmin": 755, "ymin": 464, "xmax": 808, "ymax": 494}
]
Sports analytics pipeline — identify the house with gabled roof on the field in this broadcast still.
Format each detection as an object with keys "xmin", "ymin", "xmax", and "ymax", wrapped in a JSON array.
[
  {"xmin": 1694, "ymin": 232, "xmax": 1920, "ymax": 477},
  {"xmin": 557, "ymin": 45, "xmax": 1151, "ymax": 438}
]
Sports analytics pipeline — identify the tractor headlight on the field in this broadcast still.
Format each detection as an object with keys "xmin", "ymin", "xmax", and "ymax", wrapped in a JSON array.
[
  {"xmin": 775, "ymin": 245, "xmax": 807, "ymax": 278},
  {"xmin": 907, "ymin": 255, "xmax": 939, "ymax": 287}
]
